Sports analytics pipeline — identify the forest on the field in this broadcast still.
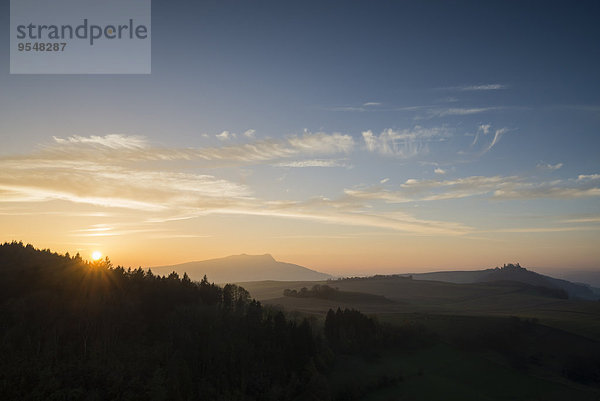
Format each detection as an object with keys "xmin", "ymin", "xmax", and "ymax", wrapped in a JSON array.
[{"xmin": 0, "ymin": 242, "xmax": 418, "ymax": 401}]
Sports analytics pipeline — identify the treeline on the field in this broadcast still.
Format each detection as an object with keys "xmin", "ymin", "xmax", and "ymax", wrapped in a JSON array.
[
  {"xmin": 283, "ymin": 284, "xmax": 339, "ymax": 299},
  {"xmin": 283, "ymin": 284, "xmax": 393, "ymax": 305},
  {"xmin": 0, "ymin": 242, "xmax": 425, "ymax": 400},
  {"xmin": 0, "ymin": 242, "xmax": 326, "ymax": 400}
]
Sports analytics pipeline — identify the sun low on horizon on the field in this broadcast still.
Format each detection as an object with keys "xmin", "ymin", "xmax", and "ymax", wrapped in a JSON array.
[
  {"xmin": 0, "ymin": 1, "xmax": 599, "ymax": 276},
  {"xmin": 91, "ymin": 251, "xmax": 103, "ymax": 262}
]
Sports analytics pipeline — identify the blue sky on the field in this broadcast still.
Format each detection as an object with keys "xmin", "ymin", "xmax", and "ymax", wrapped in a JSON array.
[{"xmin": 0, "ymin": 1, "xmax": 599, "ymax": 273}]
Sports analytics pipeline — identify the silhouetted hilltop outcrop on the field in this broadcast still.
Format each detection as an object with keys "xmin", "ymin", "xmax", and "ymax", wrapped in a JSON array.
[{"xmin": 409, "ymin": 263, "xmax": 597, "ymax": 300}]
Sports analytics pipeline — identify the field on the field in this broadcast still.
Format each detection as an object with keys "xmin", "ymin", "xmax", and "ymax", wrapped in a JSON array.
[
  {"xmin": 238, "ymin": 277, "xmax": 600, "ymax": 341},
  {"xmin": 329, "ymin": 343, "xmax": 600, "ymax": 401},
  {"xmin": 238, "ymin": 276, "xmax": 600, "ymax": 400}
]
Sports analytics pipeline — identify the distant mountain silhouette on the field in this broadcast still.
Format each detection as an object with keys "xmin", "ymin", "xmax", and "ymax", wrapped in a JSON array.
[
  {"xmin": 150, "ymin": 253, "xmax": 332, "ymax": 283},
  {"xmin": 407, "ymin": 263, "xmax": 597, "ymax": 300}
]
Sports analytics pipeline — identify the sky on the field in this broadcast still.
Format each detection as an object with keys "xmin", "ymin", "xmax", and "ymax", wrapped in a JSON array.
[{"xmin": 1, "ymin": 0, "xmax": 599, "ymax": 275}]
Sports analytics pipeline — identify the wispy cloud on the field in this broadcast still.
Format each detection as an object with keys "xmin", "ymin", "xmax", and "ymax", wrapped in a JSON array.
[
  {"xmin": 439, "ymin": 84, "xmax": 507, "ymax": 91},
  {"xmin": 577, "ymin": 174, "xmax": 600, "ymax": 181},
  {"xmin": 10, "ymin": 133, "xmax": 594, "ymax": 239},
  {"xmin": 70, "ymin": 223, "xmax": 192, "ymax": 238},
  {"xmin": 0, "ymin": 166, "xmax": 251, "ymax": 211},
  {"xmin": 345, "ymin": 174, "xmax": 600, "ymax": 203},
  {"xmin": 493, "ymin": 175, "xmax": 600, "ymax": 200},
  {"xmin": 216, "ymin": 130, "xmax": 234, "ymax": 141},
  {"xmin": 493, "ymin": 226, "xmax": 599, "ymax": 233},
  {"xmin": 243, "ymin": 129, "xmax": 256, "ymax": 138},
  {"xmin": 429, "ymin": 107, "xmax": 500, "ymax": 117},
  {"xmin": 346, "ymin": 175, "xmax": 514, "ymax": 203},
  {"xmin": 276, "ymin": 159, "xmax": 347, "ymax": 168},
  {"xmin": 478, "ymin": 124, "xmax": 491, "ymax": 135},
  {"xmin": 561, "ymin": 216, "xmax": 600, "ymax": 224},
  {"xmin": 52, "ymin": 134, "xmax": 147, "ymax": 149},
  {"xmin": 72, "ymin": 225, "xmax": 165, "ymax": 237},
  {"xmin": 0, "ymin": 208, "xmax": 112, "ymax": 217},
  {"xmin": 480, "ymin": 128, "xmax": 508, "ymax": 155},
  {"xmin": 288, "ymin": 131, "xmax": 354, "ymax": 154},
  {"xmin": 0, "ymin": 183, "xmax": 167, "ymax": 211},
  {"xmin": 73, "ymin": 224, "xmax": 113, "ymax": 234},
  {"xmin": 329, "ymin": 106, "xmax": 368, "ymax": 112},
  {"xmin": 460, "ymin": 84, "xmax": 506, "ymax": 91},
  {"xmin": 218, "ymin": 199, "xmax": 472, "ymax": 236},
  {"xmin": 0, "ymin": 133, "xmax": 474, "ymax": 236},
  {"xmin": 362, "ymin": 126, "xmax": 450, "ymax": 157},
  {"xmin": 434, "ymin": 168, "xmax": 446, "ymax": 175},
  {"xmin": 537, "ymin": 162, "xmax": 563, "ymax": 171},
  {"xmin": 33, "ymin": 132, "xmax": 355, "ymax": 167},
  {"xmin": 141, "ymin": 197, "xmax": 472, "ymax": 236},
  {"xmin": 0, "ymin": 135, "xmax": 263, "ymax": 211},
  {"xmin": 464, "ymin": 124, "xmax": 508, "ymax": 156}
]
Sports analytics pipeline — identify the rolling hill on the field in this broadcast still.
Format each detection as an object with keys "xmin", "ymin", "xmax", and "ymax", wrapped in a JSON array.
[
  {"xmin": 150, "ymin": 253, "xmax": 331, "ymax": 283},
  {"xmin": 407, "ymin": 263, "xmax": 597, "ymax": 300},
  {"xmin": 238, "ymin": 275, "xmax": 600, "ymax": 341}
]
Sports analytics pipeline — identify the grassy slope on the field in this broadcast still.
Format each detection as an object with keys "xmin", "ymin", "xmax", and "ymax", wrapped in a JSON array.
[
  {"xmin": 338, "ymin": 312, "xmax": 600, "ymax": 400},
  {"xmin": 235, "ymin": 278, "xmax": 599, "ymax": 400},
  {"xmin": 330, "ymin": 344, "xmax": 599, "ymax": 401},
  {"xmin": 238, "ymin": 278, "xmax": 600, "ymax": 341},
  {"xmin": 239, "ymin": 277, "xmax": 600, "ymax": 399}
]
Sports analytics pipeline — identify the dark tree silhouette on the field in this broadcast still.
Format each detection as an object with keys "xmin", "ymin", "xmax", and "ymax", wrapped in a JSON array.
[{"xmin": 0, "ymin": 242, "xmax": 327, "ymax": 400}]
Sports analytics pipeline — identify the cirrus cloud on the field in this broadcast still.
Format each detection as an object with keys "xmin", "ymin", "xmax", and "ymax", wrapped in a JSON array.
[
  {"xmin": 362, "ymin": 126, "xmax": 450, "ymax": 157},
  {"xmin": 345, "ymin": 174, "xmax": 600, "ymax": 203},
  {"xmin": 0, "ymin": 133, "xmax": 474, "ymax": 237}
]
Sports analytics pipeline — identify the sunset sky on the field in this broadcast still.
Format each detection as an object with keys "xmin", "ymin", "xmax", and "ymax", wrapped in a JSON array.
[{"xmin": 1, "ymin": 1, "xmax": 599, "ymax": 275}]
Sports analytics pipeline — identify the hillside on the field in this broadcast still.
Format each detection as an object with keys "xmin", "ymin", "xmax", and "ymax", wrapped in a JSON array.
[
  {"xmin": 239, "ymin": 275, "xmax": 600, "ymax": 341},
  {"xmin": 151, "ymin": 253, "xmax": 331, "ymax": 283},
  {"xmin": 408, "ymin": 264, "xmax": 597, "ymax": 300},
  {"xmin": 546, "ymin": 270, "xmax": 600, "ymax": 288}
]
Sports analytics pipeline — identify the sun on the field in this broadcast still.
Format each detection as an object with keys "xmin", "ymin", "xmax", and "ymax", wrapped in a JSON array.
[{"xmin": 91, "ymin": 251, "xmax": 102, "ymax": 261}]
